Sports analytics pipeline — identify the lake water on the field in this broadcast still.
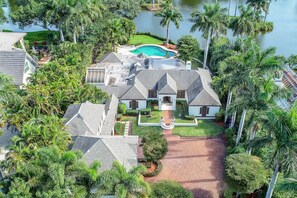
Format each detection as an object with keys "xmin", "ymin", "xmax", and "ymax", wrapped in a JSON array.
[
  {"xmin": 1, "ymin": 0, "xmax": 297, "ymax": 57},
  {"xmin": 135, "ymin": 0, "xmax": 297, "ymax": 57}
]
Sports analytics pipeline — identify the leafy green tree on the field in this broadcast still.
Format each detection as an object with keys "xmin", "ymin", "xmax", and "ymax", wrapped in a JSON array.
[
  {"xmin": 176, "ymin": 35, "xmax": 200, "ymax": 63},
  {"xmin": 230, "ymin": 6, "xmax": 256, "ymax": 36},
  {"xmin": 155, "ymin": 0, "xmax": 183, "ymax": 46},
  {"xmin": 0, "ymin": 0, "xmax": 6, "ymax": 24},
  {"xmin": 5, "ymin": 178, "xmax": 32, "ymax": 198},
  {"xmin": 101, "ymin": 161, "xmax": 151, "ymax": 197},
  {"xmin": 150, "ymin": 180, "xmax": 193, "ymax": 198},
  {"xmin": 190, "ymin": 3, "xmax": 229, "ymax": 69},
  {"xmin": 225, "ymin": 153, "xmax": 268, "ymax": 195},
  {"xmin": 101, "ymin": 0, "xmax": 143, "ymax": 19},
  {"xmin": 118, "ymin": 103, "xmax": 127, "ymax": 115},
  {"xmin": 142, "ymin": 131, "xmax": 168, "ymax": 164},
  {"xmin": 247, "ymin": 107, "xmax": 297, "ymax": 198}
]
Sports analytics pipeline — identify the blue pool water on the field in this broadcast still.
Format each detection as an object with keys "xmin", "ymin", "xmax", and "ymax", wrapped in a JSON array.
[{"xmin": 130, "ymin": 45, "xmax": 176, "ymax": 57}]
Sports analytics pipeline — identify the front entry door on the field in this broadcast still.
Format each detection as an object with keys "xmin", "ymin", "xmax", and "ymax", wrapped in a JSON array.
[
  {"xmin": 163, "ymin": 96, "xmax": 171, "ymax": 103},
  {"xmin": 200, "ymin": 106, "xmax": 209, "ymax": 117}
]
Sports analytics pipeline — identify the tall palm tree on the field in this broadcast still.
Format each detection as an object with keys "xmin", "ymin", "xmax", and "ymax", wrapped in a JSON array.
[
  {"xmin": 277, "ymin": 178, "xmax": 297, "ymax": 192},
  {"xmin": 155, "ymin": 0, "xmax": 183, "ymax": 46},
  {"xmin": 189, "ymin": 3, "xmax": 229, "ymax": 69},
  {"xmin": 100, "ymin": 161, "xmax": 150, "ymax": 197},
  {"xmin": 66, "ymin": 0, "xmax": 104, "ymax": 43},
  {"xmin": 230, "ymin": 6, "xmax": 256, "ymax": 37},
  {"xmin": 246, "ymin": 0, "xmax": 270, "ymax": 20},
  {"xmin": 247, "ymin": 107, "xmax": 297, "ymax": 198}
]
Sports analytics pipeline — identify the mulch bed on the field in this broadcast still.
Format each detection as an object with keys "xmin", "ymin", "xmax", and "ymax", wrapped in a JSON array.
[{"xmin": 142, "ymin": 162, "xmax": 157, "ymax": 174}]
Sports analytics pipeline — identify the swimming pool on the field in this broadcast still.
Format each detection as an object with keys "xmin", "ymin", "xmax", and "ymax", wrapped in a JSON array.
[{"xmin": 130, "ymin": 45, "xmax": 176, "ymax": 57}]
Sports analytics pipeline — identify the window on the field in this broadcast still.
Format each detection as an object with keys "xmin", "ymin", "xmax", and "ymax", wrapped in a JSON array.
[
  {"xmin": 200, "ymin": 106, "xmax": 209, "ymax": 116},
  {"xmin": 148, "ymin": 90, "xmax": 157, "ymax": 98},
  {"xmin": 129, "ymin": 100, "xmax": 139, "ymax": 109},
  {"xmin": 177, "ymin": 90, "xmax": 185, "ymax": 98}
]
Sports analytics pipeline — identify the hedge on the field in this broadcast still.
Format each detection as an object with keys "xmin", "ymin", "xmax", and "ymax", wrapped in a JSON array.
[
  {"xmin": 136, "ymin": 32, "xmax": 175, "ymax": 45},
  {"xmin": 140, "ymin": 108, "xmax": 151, "ymax": 115},
  {"xmin": 185, "ymin": 115, "xmax": 195, "ymax": 120},
  {"xmin": 143, "ymin": 161, "xmax": 163, "ymax": 177},
  {"xmin": 126, "ymin": 109, "xmax": 139, "ymax": 116}
]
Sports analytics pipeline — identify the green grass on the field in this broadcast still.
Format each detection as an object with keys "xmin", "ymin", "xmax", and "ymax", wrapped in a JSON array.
[
  {"xmin": 131, "ymin": 117, "xmax": 162, "ymax": 137},
  {"xmin": 128, "ymin": 35, "xmax": 163, "ymax": 46},
  {"xmin": 140, "ymin": 111, "xmax": 162, "ymax": 123},
  {"xmin": 114, "ymin": 122, "xmax": 125, "ymax": 135},
  {"xmin": 173, "ymin": 120, "xmax": 224, "ymax": 137},
  {"xmin": 3, "ymin": 30, "xmax": 58, "ymax": 46}
]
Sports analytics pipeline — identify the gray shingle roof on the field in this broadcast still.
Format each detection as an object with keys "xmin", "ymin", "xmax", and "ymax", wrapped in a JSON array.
[
  {"xmin": 0, "ymin": 50, "xmax": 26, "ymax": 85},
  {"xmin": 158, "ymin": 73, "xmax": 177, "ymax": 94},
  {"xmin": 121, "ymin": 78, "xmax": 148, "ymax": 100},
  {"xmin": 64, "ymin": 102, "xmax": 105, "ymax": 136},
  {"xmin": 0, "ymin": 32, "xmax": 26, "ymax": 51},
  {"xmin": 99, "ymin": 52, "xmax": 124, "ymax": 64},
  {"xmin": 102, "ymin": 95, "xmax": 119, "ymax": 135},
  {"xmin": 98, "ymin": 85, "xmax": 131, "ymax": 98},
  {"xmin": 71, "ymin": 136, "xmax": 139, "ymax": 172}
]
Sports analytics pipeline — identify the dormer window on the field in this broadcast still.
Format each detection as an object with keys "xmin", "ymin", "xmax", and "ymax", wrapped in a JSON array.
[{"xmin": 177, "ymin": 90, "xmax": 185, "ymax": 98}]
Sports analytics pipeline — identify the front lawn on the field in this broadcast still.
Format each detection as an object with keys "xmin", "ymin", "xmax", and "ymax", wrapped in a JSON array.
[
  {"xmin": 129, "ymin": 35, "xmax": 163, "ymax": 46},
  {"xmin": 131, "ymin": 117, "xmax": 163, "ymax": 137},
  {"xmin": 173, "ymin": 120, "xmax": 224, "ymax": 137},
  {"xmin": 140, "ymin": 111, "xmax": 162, "ymax": 123}
]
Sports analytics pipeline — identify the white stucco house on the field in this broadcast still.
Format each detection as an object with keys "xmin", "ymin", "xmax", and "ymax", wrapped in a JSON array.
[
  {"xmin": 86, "ymin": 52, "xmax": 221, "ymax": 119},
  {"xmin": 0, "ymin": 32, "xmax": 37, "ymax": 86}
]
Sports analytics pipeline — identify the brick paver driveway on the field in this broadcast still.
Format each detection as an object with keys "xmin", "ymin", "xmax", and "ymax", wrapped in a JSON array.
[{"xmin": 146, "ymin": 111, "xmax": 226, "ymax": 198}]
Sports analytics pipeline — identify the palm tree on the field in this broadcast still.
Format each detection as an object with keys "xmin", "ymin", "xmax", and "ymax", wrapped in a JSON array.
[
  {"xmin": 155, "ymin": 0, "xmax": 183, "ymax": 46},
  {"xmin": 230, "ymin": 6, "xmax": 256, "ymax": 37},
  {"xmin": 189, "ymin": 3, "xmax": 229, "ymax": 69},
  {"xmin": 247, "ymin": 107, "xmax": 297, "ymax": 198},
  {"xmin": 100, "ymin": 161, "xmax": 151, "ymax": 197},
  {"xmin": 277, "ymin": 178, "xmax": 297, "ymax": 192},
  {"xmin": 246, "ymin": 0, "xmax": 270, "ymax": 20},
  {"xmin": 66, "ymin": 0, "xmax": 104, "ymax": 43}
]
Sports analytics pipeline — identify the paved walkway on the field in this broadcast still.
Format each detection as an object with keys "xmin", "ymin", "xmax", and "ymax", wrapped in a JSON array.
[{"xmin": 146, "ymin": 110, "xmax": 226, "ymax": 198}]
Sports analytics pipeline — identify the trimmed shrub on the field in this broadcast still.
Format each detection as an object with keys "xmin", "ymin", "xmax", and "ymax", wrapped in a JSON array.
[
  {"xmin": 185, "ymin": 115, "xmax": 195, "ymax": 120},
  {"xmin": 150, "ymin": 180, "xmax": 194, "ymax": 198},
  {"xmin": 140, "ymin": 108, "xmax": 151, "ymax": 115},
  {"xmin": 126, "ymin": 109, "xmax": 139, "ymax": 116},
  {"xmin": 143, "ymin": 161, "xmax": 163, "ymax": 177},
  {"xmin": 118, "ymin": 103, "xmax": 127, "ymax": 115},
  {"xmin": 215, "ymin": 109, "xmax": 224, "ymax": 122}
]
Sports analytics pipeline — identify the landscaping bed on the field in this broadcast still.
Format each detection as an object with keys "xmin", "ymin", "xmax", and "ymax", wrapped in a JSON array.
[
  {"xmin": 114, "ymin": 122, "xmax": 125, "ymax": 135},
  {"xmin": 142, "ymin": 161, "xmax": 163, "ymax": 177},
  {"xmin": 173, "ymin": 120, "xmax": 224, "ymax": 137}
]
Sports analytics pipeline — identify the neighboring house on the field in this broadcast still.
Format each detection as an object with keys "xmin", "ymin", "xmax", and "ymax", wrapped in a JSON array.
[
  {"xmin": 63, "ymin": 95, "xmax": 140, "ymax": 171},
  {"xmin": 86, "ymin": 52, "xmax": 221, "ymax": 119},
  {"xmin": 63, "ymin": 95, "xmax": 119, "ymax": 136},
  {"xmin": 71, "ymin": 135, "xmax": 138, "ymax": 172},
  {"xmin": 0, "ymin": 32, "xmax": 37, "ymax": 86}
]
